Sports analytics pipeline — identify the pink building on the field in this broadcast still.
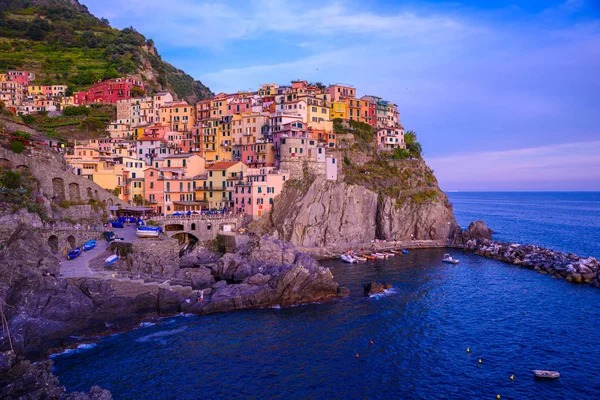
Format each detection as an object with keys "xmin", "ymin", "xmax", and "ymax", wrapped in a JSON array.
[
  {"xmin": 74, "ymin": 77, "xmax": 144, "ymax": 105},
  {"xmin": 377, "ymin": 127, "xmax": 405, "ymax": 151},
  {"xmin": 232, "ymin": 168, "xmax": 289, "ymax": 218}
]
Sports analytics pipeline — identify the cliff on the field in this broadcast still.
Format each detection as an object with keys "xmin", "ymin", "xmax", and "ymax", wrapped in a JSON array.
[
  {"xmin": 0, "ymin": 0, "xmax": 212, "ymax": 103},
  {"xmin": 263, "ymin": 148, "xmax": 459, "ymax": 248}
]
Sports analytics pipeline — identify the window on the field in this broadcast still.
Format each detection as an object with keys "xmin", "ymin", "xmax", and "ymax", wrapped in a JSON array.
[{"xmin": 150, "ymin": 171, "xmax": 154, "ymax": 177}]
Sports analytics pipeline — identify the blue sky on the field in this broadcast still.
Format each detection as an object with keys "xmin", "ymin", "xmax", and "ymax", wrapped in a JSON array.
[{"xmin": 83, "ymin": 0, "xmax": 600, "ymax": 191}]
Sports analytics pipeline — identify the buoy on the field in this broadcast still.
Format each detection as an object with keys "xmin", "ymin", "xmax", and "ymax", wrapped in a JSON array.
[
  {"xmin": 478, "ymin": 358, "xmax": 482, "ymax": 363},
  {"xmin": 370, "ymin": 340, "xmax": 374, "ymax": 345},
  {"xmin": 466, "ymin": 348, "xmax": 470, "ymax": 353},
  {"xmin": 510, "ymin": 375, "xmax": 514, "ymax": 380},
  {"xmin": 355, "ymin": 353, "xmax": 359, "ymax": 358}
]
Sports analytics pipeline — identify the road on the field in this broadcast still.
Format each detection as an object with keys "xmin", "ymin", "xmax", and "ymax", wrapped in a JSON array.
[{"xmin": 59, "ymin": 224, "xmax": 138, "ymax": 278}]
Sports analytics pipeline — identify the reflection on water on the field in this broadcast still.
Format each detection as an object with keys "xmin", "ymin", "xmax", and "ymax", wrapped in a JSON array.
[{"xmin": 53, "ymin": 249, "xmax": 600, "ymax": 399}]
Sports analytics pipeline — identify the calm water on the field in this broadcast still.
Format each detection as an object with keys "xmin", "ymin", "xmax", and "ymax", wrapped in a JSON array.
[
  {"xmin": 447, "ymin": 192, "xmax": 600, "ymax": 258},
  {"xmin": 52, "ymin": 249, "xmax": 600, "ymax": 399}
]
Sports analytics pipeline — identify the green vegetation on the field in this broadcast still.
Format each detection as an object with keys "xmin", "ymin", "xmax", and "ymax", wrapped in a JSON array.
[
  {"xmin": 0, "ymin": 168, "xmax": 46, "ymax": 218},
  {"xmin": 22, "ymin": 103, "xmax": 114, "ymax": 139},
  {"xmin": 410, "ymin": 189, "xmax": 438, "ymax": 204},
  {"xmin": 391, "ymin": 147, "xmax": 411, "ymax": 160},
  {"xmin": 404, "ymin": 131, "xmax": 422, "ymax": 158},
  {"xmin": 10, "ymin": 139, "xmax": 24, "ymax": 153},
  {"xmin": 62, "ymin": 105, "xmax": 89, "ymax": 116},
  {"xmin": 0, "ymin": 0, "xmax": 212, "ymax": 101}
]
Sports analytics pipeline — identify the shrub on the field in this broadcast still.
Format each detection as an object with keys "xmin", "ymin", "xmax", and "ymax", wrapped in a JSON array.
[
  {"xmin": 10, "ymin": 140, "xmax": 25, "ymax": 154},
  {"xmin": 343, "ymin": 156, "xmax": 351, "ymax": 166},
  {"xmin": 0, "ymin": 170, "xmax": 22, "ymax": 189},
  {"xmin": 63, "ymin": 105, "xmax": 89, "ymax": 116}
]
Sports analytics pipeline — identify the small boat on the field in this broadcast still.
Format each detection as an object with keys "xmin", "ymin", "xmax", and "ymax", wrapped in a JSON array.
[
  {"xmin": 374, "ymin": 252, "xmax": 387, "ymax": 259},
  {"xmin": 82, "ymin": 240, "xmax": 96, "ymax": 251},
  {"xmin": 391, "ymin": 249, "xmax": 404, "ymax": 254},
  {"xmin": 383, "ymin": 251, "xmax": 395, "ymax": 256},
  {"xmin": 136, "ymin": 226, "xmax": 161, "ymax": 238},
  {"xmin": 363, "ymin": 254, "xmax": 377, "ymax": 261},
  {"xmin": 66, "ymin": 247, "xmax": 81, "ymax": 260},
  {"xmin": 354, "ymin": 255, "xmax": 367, "ymax": 262},
  {"xmin": 110, "ymin": 220, "xmax": 124, "ymax": 228},
  {"xmin": 442, "ymin": 254, "xmax": 460, "ymax": 264},
  {"xmin": 533, "ymin": 370, "xmax": 560, "ymax": 379},
  {"xmin": 402, "ymin": 249, "xmax": 409, "ymax": 254},
  {"xmin": 105, "ymin": 254, "xmax": 118, "ymax": 266},
  {"xmin": 341, "ymin": 254, "xmax": 358, "ymax": 263}
]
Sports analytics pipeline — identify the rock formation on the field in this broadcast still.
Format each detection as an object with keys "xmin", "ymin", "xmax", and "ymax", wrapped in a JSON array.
[
  {"xmin": 464, "ymin": 239, "xmax": 599, "ymax": 288},
  {"xmin": 455, "ymin": 220, "xmax": 493, "ymax": 244},
  {"xmin": 187, "ymin": 236, "xmax": 349, "ymax": 314},
  {"xmin": 0, "ymin": 351, "xmax": 112, "ymax": 399},
  {"xmin": 267, "ymin": 162, "xmax": 459, "ymax": 248},
  {"xmin": 363, "ymin": 282, "xmax": 392, "ymax": 296}
]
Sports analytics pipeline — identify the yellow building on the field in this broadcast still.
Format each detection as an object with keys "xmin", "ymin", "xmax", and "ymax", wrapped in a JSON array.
[
  {"xmin": 202, "ymin": 118, "xmax": 219, "ymax": 163},
  {"xmin": 330, "ymin": 101, "xmax": 346, "ymax": 120},
  {"xmin": 159, "ymin": 101, "xmax": 195, "ymax": 133},
  {"xmin": 198, "ymin": 161, "xmax": 246, "ymax": 208}
]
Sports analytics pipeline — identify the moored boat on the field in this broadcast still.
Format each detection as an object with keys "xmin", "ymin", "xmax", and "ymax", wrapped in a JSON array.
[
  {"xmin": 354, "ymin": 255, "xmax": 367, "ymax": 262},
  {"xmin": 442, "ymin": 254, "xmax": 460, "ymax": 264},
  {"xmin": 136, "ymin": 226, "xmax": 161, "ymax": 238},
  {"xmin": 383, "ymin": 251, "xmax": 395, "ymax": 256},
  {"xmin": 533, "ymin": 370, "xmax": 560, "ymax": 379},
  {"xmin": 110, "ymin": 220, "xmax": 124, "ymax": 228},
  {"xmin": 341, "ymin": 254, "xmax": 358, "ymax": 263},
  {"xmin": 66, "ymin": 247, "xmax": 81, "ymax": 260},
  {"xmin": 374, "ymin": 252, "xmax": 387, "ymax": 259},
  {"xmin": 105, "ymin": 254, "xmax": 118, "ymax": 266},
  {"xmin": 363, "ymin": 254, "xmax": 377, "ymax": 260},
  {"xmin": 402, "ymin": 249, "xmax": 409, "ymax": 254},
  {"xmin": 82, "ymin": 240, "xmax": 96, "ymax": 251}
]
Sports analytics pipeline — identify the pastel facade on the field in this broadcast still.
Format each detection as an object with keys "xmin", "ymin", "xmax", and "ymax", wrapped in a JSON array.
[
  {"xmin": 74, "ymin": 77, "xmax": 144, "ymax": 105},
  {"xmin": 232, "ymin": 168, "xmax": 289, "ymax": 218}
]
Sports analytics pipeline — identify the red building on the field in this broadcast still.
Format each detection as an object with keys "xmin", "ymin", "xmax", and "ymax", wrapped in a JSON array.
[{"xmin": 74, "ymin": 77, "xmax": 144, "ymax": 105}]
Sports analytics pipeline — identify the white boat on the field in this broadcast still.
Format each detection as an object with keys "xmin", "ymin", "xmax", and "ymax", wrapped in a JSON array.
[
  {"xmin": 354, "ymin": 255, "xmax": 367, "ymax": 262},
  {"xmin": 442, "ymin": 254, "xmax": 460, "ymax": 264},
  {"xmin": 136, "ymin": 226, "xmax": 161, "ymax": 238},
  {"xmin": 374, "ymin": 252, "xmax": 388, "ymax": 259},
  {"xmin": 341, "ymin": 254, "xmax": 358, "ymax": 263},
  {"xmin": 383, "ymin": 251, "xmax": 395, "ymax": 257},
  {"xmin": 105, "ymin": 254, "xmax": 118, "ymax": 266},
  {"xmin": 533, "ymin": 370, "xmax": 560, "ymax": 379}
]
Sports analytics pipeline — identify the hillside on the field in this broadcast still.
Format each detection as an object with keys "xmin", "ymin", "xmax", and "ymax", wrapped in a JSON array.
[
  {"xmin": 254, "ymin": 120, "xmax": 460, "ymax": 249},
  {"xmin": 0, "ymin": 0, "xmax": 213, "ymax": 103}
]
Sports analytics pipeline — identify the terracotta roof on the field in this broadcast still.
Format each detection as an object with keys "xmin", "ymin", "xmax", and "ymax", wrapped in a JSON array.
[{"xmin": 207, "ymin": 161, "xmax": 240, "ymax": 170}]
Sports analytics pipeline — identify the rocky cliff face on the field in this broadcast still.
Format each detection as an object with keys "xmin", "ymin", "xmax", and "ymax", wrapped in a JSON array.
[{"xmin": 267, "ymin": 156, "xmax": 459, "ymax": 247}]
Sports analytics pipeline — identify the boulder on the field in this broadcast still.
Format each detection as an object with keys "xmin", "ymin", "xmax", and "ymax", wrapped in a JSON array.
[
  {"xmin": 180, "ymin": 267, "xmax": 215, "ymax": 289},
  {"xmin": 157, "ymin": 288, "xmax": 183, "ymax": 313},
  {"xmin": 363, "ymin": 282, "xmax": 392, "ymax": 296}
]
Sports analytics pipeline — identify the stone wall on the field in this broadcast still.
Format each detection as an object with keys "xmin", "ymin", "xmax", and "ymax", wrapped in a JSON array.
[
  {"xmin": 152, "ymin": 216, "xmax": 243, "ymax": 242},
  {"xmin": 0, "ymin": 147, "xmax": 125, "ymax": 209},
  {"xmin": 279, "ymin": 159, "xmax": 327, "ymax": 180},
  {"xmin": 39, "ymin": 228, "xmax": 102, "ymax": 253}
]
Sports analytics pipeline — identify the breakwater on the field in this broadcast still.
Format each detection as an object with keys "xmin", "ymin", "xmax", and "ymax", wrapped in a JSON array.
[{"xmin": 464, "ymin": 239, "xmax": 600, "ymax": 288}]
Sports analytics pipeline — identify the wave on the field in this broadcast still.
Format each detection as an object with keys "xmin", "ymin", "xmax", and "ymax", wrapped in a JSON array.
[
  {"xmin": 50, "ymin": 343, "xmax": 97, "ymax": 358},
  {"xmin": 138, "ymin": 322, "xmax": 155, "ymax": 328},
  {"xmin": 135, "ymin": 326, "xmax": 188, "ymax": 343},
  {"xmin": 369, "ymin": 288, "xmax": 397, "ymax": 299}
]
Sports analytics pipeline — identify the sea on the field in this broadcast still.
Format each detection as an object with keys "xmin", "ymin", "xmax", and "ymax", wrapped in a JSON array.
[{"xmin": 52, "ymin": 192, "xmax": 600, "ymax": 399}]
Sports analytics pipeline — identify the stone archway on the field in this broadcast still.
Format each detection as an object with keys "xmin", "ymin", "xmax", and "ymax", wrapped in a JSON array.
[
  {"xmin": 165, "ymin": 224, "xmax": 184, "ymax": 232},
  {"xmin": 94, "ymin": 189, "xmax": 99, "ymax": 199},
  {"xmin": 108, "ymin": 199, "xmax": 113, "ymax": 207},
  {"xmin": 52, "ymin": 177, "xmax": 66, "ymax": 202},
  {"xmin": 0, "ymin": 158, "xmax": 12, "ymax": 169},
  {"xmin": 15, "ymin": 164, "xmax": 29, "ymax": 172},
  {"xmin": 67, "ymin": 235, "xmax": 76, "ymax": 249},
  {"xmin": 172, "ymin": 232, "xmax": 199, "ymax": 245},
  {"xmin": 69, "ymin": 182, "xmax": 81, "ymax": 202},
  {"xmin": 87, "ymin": 187, "xmax": 93, "ymax": 199},
  {"xmin": 48, "ymin": 235, "xmax": 59, "ymax": 253}
]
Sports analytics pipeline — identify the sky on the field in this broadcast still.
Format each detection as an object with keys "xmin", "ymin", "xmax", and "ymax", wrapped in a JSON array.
[{"xmin": 83, "ymin": 0, "xmax": 600, "ymax": 191}]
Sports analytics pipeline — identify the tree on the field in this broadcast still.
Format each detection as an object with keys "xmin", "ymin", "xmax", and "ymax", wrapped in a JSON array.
[
  {"xmin": 404, "ymin": 130, "xmax": 422, "ymax": 158},
  {"xmin": 10, "ymin": 140, "xmax": 25, "ymax": 154},
  {"xmin": 100, "ymin": 17, "xmax": 110, "ymax": 26},
  {"xmin": 133, "ymin": 194, "xmax": 144, "ymax": 206},
  {"xmin": 0, "ymin": 100, "xmax": 5, "ymax": 111},
  {"xmin": 130, "ymin": 87, "xmax": 145, "ymax": 97}
]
